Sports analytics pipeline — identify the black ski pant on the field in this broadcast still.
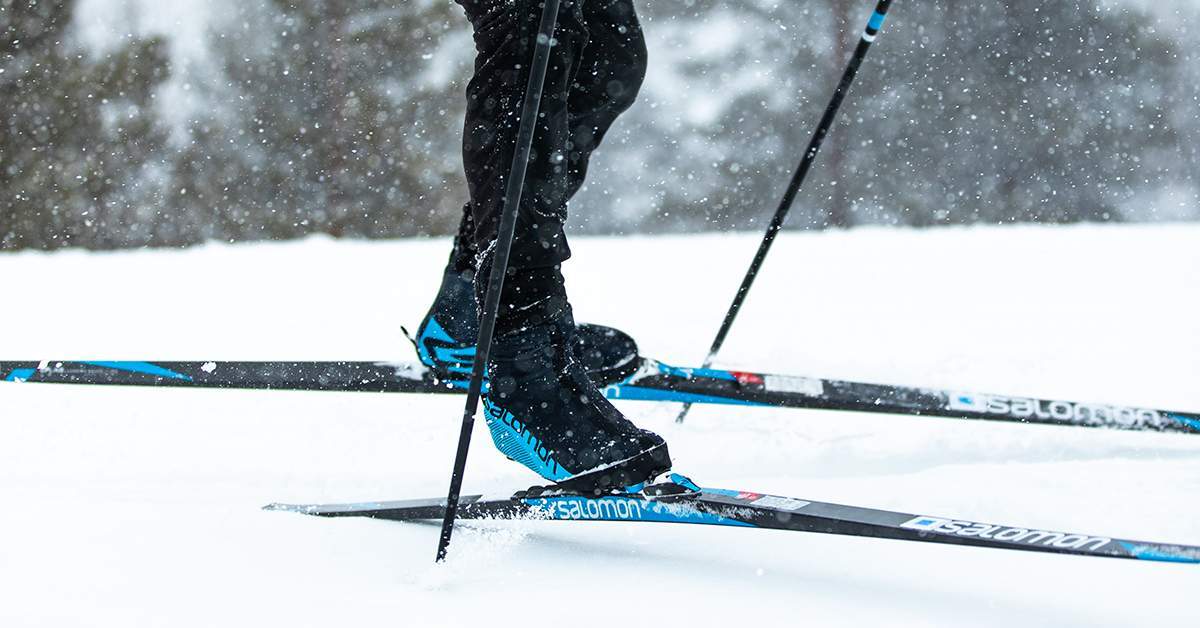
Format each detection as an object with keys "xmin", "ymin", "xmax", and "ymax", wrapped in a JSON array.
[{"xmin": 449, "ymin": 0, "xmax": 646, "ymax": 330}]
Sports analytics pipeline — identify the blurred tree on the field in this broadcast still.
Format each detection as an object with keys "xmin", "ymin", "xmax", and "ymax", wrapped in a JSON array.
[
  {"xmin": 2, "ymin": 0, "xmax": 1196, "ymax": 251},
  {"xmin": 0, "ymin": 0, "xmax": 170, "ymax": 250},
  {"xmin": 171, "ymin": 0, "xmax": 469, "ymax": 244},
  {"xmin": 829, "ymin": 0, "xmax": 1183, "ymax": 228}
]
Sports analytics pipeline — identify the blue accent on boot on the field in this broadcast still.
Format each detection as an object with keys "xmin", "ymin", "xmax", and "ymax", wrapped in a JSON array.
[
  {"xmin": 417, "ymin": 317, "xmax": 477, "ymax": 376},
  {"xmin": 482, "ymin": 397, "xmax": 572, "ymax": 482}
]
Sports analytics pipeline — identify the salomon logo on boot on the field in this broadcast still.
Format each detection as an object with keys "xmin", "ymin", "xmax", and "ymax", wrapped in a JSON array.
[
  {"xmin": 482, "ymin": 308, "xmax": 671, "ymax": 495},
  {"xmin": 483, "ymin": 398, "xmax": 570, "ymax": 482}
]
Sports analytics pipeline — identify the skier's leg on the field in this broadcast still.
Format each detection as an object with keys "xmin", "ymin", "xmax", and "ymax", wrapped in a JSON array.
[
  {"xmin": 417, "ymin": 0, "xmax": 641, "ymax": 386},
  {"xmin": 565, "ymin": 0, "xmax": 648, "ymax": 198},
  {"xmin": 449, "ymin": 0, "xmax": 669, "ymax": 492},
  {"xmin": 441, "ymin": 0, "xmax": 644, "ymax": 272},
  {"xmin": 457, "ymin": 0, "xmax": 585, "ymax": 271},
  {"xmin": 449, "ymin": 202, "xmax": 477, "ymax": 274}
]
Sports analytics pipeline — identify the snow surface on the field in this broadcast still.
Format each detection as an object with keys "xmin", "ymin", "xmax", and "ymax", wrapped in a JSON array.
[{"xmin": 2, "ymin": 224, "xmax": 1199, "ymax": 627}]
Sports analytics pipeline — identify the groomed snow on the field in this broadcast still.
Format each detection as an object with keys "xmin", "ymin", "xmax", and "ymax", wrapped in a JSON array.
[{"xmin": 2, "ymin": 224, "xmax": 1198, "ymax": 627}]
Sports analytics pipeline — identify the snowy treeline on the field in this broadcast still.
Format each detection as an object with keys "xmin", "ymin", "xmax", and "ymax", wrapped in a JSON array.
[{"xmin": 2, "ymin": 0, "xmax": 1198, "ymax": 251}]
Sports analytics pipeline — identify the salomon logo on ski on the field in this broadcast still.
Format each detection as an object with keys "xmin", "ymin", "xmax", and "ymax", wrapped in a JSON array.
[
  {"xmin": 901, "ymin": 516, "xmax": 1112, "ymax": 551},
  {"xmin": 948, "ymin": 393, "xmax": 1161, "ymax": 427},
  {"xmin": 541, "ymin": 497, "xmax": 648, "ymax": 521}
]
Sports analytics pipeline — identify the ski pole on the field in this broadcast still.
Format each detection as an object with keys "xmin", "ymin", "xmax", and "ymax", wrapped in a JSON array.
[
  {"xmin": 437, "ymin": 0, "xmax": 563, "ymax": 562},
  {"xmin": 676, "ymin": 0, "xmax": 894, "ymax": 425}
]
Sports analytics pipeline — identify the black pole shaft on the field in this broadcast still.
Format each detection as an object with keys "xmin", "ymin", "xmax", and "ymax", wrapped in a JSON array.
[
  {"xmin": 436, "ymin": 0, "xmax": 563, "ymax": 562},
  {"xmin": 677, "ymin": 0, "xmax": 893, "ymax": 424}
]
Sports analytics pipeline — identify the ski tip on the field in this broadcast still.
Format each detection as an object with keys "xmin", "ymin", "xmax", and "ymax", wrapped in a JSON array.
[
  {"xmin": 1120, "ymin": 541, "xmax": 1200, "ymax": 564},
  {"xmin": 262, "ymin": 502, "xmax": 316, "ymax": 514},
  {"xmin": 1165, "ymin": 413, "xmax": 1200, "ymax": 434}
]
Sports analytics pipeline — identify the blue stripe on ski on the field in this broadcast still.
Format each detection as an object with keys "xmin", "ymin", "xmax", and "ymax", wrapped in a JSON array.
[
  {"xmin": 5, "ymin": 368, "xmax": 37, "ymax": 382},
  {"xmin": 445, "ymin": 379, "xmax": 489, "ymax": 393},
  {"xmin": 80, "ymin": 362, "xmax": 192, "ymax": 381},
  {"xmin": 702, "ymin": 488, "xmax": 744, "ymax": 497},
  {"xmin": 1119, "ymin": 541, "xmax": 1200, "ymax": 564},
  {"xmin": 1166, "ymin": 414, "xmax": 1200, "ymax": 433},
  {"xmin": 654, "ymin": 362, "xmax": 738, "ymax": 381},
  {"xmin": 524, "ymin": 493, "xmax": 754, "ymax": 527},
  {"xmin": 605, "ymin": 386, "xmax": 766, "ymax": 407}
]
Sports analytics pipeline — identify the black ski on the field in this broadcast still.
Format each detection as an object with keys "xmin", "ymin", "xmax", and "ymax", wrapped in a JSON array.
[
  {"xmin": 265, "ymin": 485, "xmax": 1200, "ymax": 565},
  {"xmin": 0, "ymin": 360, "xmax": 449, "ymax": 393},
  {"xmin": 3, "ymin": 359, "xmax": 1198, "ymax": 435}
]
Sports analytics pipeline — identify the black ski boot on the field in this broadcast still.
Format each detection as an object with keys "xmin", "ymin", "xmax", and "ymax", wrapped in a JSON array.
[
  {"xmin": 482, "ymin": 306, "xmax": 671, "ymax": 496},
  {"xmin": 414, "ymin": 267, "xmax": 640, "ymax": 387}
]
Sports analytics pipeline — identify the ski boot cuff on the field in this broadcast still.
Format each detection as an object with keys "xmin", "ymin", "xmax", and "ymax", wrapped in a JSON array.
[{"xmin": 474, "ymin": 258, "xmax": 571, "ymax": 339}]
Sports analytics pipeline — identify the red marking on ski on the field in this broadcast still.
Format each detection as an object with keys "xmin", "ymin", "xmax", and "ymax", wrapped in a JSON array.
[{"xmin": 732, "ymin": 372, "xmax": 764, "ymax": 386}]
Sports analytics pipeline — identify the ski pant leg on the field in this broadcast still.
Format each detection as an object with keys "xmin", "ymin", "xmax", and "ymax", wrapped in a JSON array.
[
  {"xmin": 564, "ymin": 0, "xmax": 647, "ymax": 199},
  {"xmin": 455, "ymin": 0, "xmax": 589, "ymax": 272},
  {"xmin": 449, "ymin": 0, "xmax": 646, "ymax": 275},
  {"xmin": 453, "ymin": 0, "xmax": 648, "ymax": 334}
]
